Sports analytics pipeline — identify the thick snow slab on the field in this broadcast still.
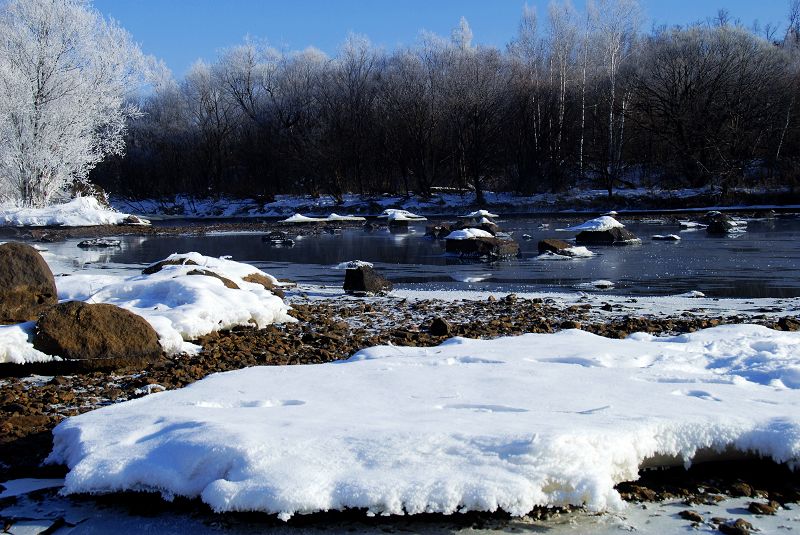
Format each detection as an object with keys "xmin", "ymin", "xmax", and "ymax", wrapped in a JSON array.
[
  {"xmin": 0, "ymin": 197, "xmax": 149, "ymax": 227},
  {"xmin": 50, "ymin": 325, "xmax": 800, "ymax": 519},
  {"xmin": 560, "ymin": 216, "xmax": 624, "ymax": 232}
]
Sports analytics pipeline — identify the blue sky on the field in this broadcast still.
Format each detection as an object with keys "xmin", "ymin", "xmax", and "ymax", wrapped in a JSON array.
[{"xmin": 93, "ymin": 0, "xmax": 793, "ymax": 76}]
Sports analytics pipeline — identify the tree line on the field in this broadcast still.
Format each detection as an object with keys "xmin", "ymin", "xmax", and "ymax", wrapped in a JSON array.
[{"xmin": 88, "ymin": 0, "xmax": 800, "ymax": 202}]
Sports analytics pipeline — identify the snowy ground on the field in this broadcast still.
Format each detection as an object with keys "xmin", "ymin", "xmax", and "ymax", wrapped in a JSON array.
[{"xmin": 48, "ymin": 325, "xmax": 800, "ymax": 519}]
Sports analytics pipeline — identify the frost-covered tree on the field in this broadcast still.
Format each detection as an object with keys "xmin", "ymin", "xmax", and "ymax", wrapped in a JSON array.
[{"xmin": 0, "ymin": 0, "xmax": 148, "ymax": 207}]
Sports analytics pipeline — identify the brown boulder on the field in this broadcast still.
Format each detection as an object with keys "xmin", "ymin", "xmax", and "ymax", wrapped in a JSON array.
[
  {"xmin": 0, "ymin": 242, "xmax": 58, "ymax": 324},
  {"xmin": 445, "ymin": 237, "xmax": 520, "ymax": 258},
  {"xmin": 344, "ymin": 266, "xmax": 392, "ymax": 296},
  {"xmin": 538, "ymin": 239, "xmax": 573, "ymax": 255},
  {"xmin": 575, "ymin": 227, "xmax": 639, "ymax": 245},
  {"xmin": 33, "ymin": 301, "xmax": 161, "ymax": 371}
]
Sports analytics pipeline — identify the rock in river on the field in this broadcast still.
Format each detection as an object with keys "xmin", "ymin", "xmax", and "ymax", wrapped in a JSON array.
[{"xmin": 344, "ymin": 265, "xmax": 393, "ymax": 296}]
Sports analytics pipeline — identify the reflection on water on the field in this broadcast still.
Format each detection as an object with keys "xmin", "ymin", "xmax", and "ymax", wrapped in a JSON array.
[{"xmin": 30, "ymin": 215, "xmax": 800, "ymax": 298}]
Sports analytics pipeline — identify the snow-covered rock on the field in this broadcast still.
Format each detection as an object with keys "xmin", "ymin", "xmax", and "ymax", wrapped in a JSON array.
[
  {"xmin": 49, "ymin": 325, "xmax": 800, "ymax": 519},
  {"xmin": 334, "ymin": 260, "xmax": 374, "ymax": 270},
  {"xmin": 560, "ymin": 216, "xmax": 624, "ymax": 232},
  {"xmin": 0, "ymin": 197, "xmax": 150, "ymax": 227},
  {"xmin": 378, "ymin": 209, "xmax": 427, "ymax": 222},
  {"xmin": 462, "ymin": 209, "xmax": 499, "ymax": 219},
  {"xmin": 444, "ymin": 228, "xmax": 495, "ymax": 240}
]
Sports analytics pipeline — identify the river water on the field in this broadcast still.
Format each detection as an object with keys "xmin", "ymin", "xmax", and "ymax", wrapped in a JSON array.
[{"xmin": 36, "ymin": 213, "xmax": 800, "ymax": 299}]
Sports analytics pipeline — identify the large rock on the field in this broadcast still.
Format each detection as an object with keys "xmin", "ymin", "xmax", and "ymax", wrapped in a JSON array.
[
  {"xmin": 33, "ymin": 301, "xmax": 161, "ymax": 371},
  {"xmin": 704, "ymin": 212, "xmax": 735, "ymax": 234},
  {"xmin": 0, "ymin": 242, "xmax": 58, "ymax": 324},
  {"xmin": 445, "ymin": 237, "xmax": 520, "ymax": 258},
  {"xmin": 343, "ymin": 266, "xmax": 392, "ymax": 296},
  {"xmin": 538, "ymin": 239, "xmax": 573, "ymax": 255},
  {"xmin": 575, "ymin": 227, "xmax": 639, "ymax": 245}
]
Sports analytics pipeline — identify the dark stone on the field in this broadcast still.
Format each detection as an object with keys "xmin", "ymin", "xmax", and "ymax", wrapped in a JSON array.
[
  {"xmin": 707, "ymin": 219, "xmax": 735, "ymax": 234},
  {"xmin": 538, "ymin": 239, "xmax": 573, "ymax": 255},
  {"xmin": 186, "ymin": 269, "xmax": 239, "ymax": 289},
  {"xmin": 33, "ymin": 301, "xmax": 161, "ymax": 371},
  {"xmin": 428, "ymin": 317, "xmax": 451, "ymax": 336},
  {"xmin": 719, "ymin": 519, "xmax": 753, "ymax": 535},
  {"xmin": 262, "ymin": 231, "xmax": 295, "ymax": 246},
  {"xmin": 0, "ymin": 242, "xmax": 58, "ymax": 324},
  {"xmin": 747, "ymin": 501, "xmax": 777, "ymax": 515},
  {"xmin": 142, "ymin": 257, "xmax": 199, "ymax": 274},
  {"xmin": 445, "ymin": 237, "xmax": 520, "ymax": 258},
  {"xmin": 77, "ymin": 239, "xmax": 121, "ymax": 249},
  {"xmin": 119, "ymin": 215, "xmax": 148, "ymax": 226},
  {"xmin": 679, "ymin": 510, "xmax": 703, "ymax": 522},
  {"xmin": 343, "ymin": 266, "xmax": 393, "ymax": 296},
  {"xmin": 242, "ymin": 273, "xmax": 285, "ymax": 298},
  {"xmin": 425, "ymin": 223, "xmax": 452, "ymax": 239},
  {"xmin": 575, "ymin": 227, "xmax": 639, "ymax": 245},
  {"xmin": 478, "ymin": 222, "xmax": 501, "ymax": 235},
  {"xmin": 704, "ymin": 211, "xmax": 735, "ymax": 234},
  {"xmin": 777, "ymin": 316, "xmax": 800, "ymax": 331}
]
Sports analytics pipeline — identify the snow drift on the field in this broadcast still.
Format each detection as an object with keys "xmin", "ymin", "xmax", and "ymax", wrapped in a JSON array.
[
  {"xmin": 49, "ymin": 324, "xmax": 800, "ymax": 519},
  {"xmin": 0, "ymin": 197, "xmax": 149, "ymax": 227}
]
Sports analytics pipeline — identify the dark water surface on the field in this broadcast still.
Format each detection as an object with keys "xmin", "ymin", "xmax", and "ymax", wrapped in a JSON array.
[{"xmin": 39, "ymin": 214, "xmax": 800, "ymax": 298}]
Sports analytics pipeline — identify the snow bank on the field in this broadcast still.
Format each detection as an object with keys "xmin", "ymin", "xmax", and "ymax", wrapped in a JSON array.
[
  {"xmin": 445, "ymin": 228, "xmax": 495, "ymax": 240},
  {"xmin": 0, "ymin": 253, "xmax": 294, "ymax": 362},
  {"xmin": 559, "ymin": 216, "xmax": 624, "ymax": 232},
  {"xmin": 0, "ymin": 197, "xmax": 150, "ymax": 227},
  {"xmin": 49, "ymin": 325, "xmax": 800, "ymax": 519}
]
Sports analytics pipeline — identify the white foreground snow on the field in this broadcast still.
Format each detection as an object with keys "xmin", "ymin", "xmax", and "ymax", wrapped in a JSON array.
[
  {"xmin": 0, "ymin": 253, "xmax": 295, "ymax": 362},
  {"xmin": 445, "ymin": 228, "xmax": 495, "ymax": 240},
  {"xmin": 0, "ymin": 197, "xmax": 149, "ymax": 227},
  {"xmin": 559, "ymin": 216, "xmax": 624, "ymax": 232},
  {"xmin": 50, "ymin": 325, "xmax": 800, "ymax": 520}
]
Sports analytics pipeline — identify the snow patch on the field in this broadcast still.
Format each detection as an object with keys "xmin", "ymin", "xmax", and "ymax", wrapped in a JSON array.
[
  {"xmin": 378, "ymin": 209, "xmax": 427, "ymax": 222},
  {"xmin": 334, "ymin": 260, "xmax": 374, "ymax": 270}
]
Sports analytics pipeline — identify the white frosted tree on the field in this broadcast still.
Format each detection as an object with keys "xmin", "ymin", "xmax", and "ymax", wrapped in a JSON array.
[{"xmin": 0, "ymin": 0, "xmax": 148, "ymax": 207}]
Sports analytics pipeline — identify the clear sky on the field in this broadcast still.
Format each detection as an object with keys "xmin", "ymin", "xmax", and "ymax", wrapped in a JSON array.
[{"xmin": 93, "ymin": 0, "xmax": 794, "ymax": 77}]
